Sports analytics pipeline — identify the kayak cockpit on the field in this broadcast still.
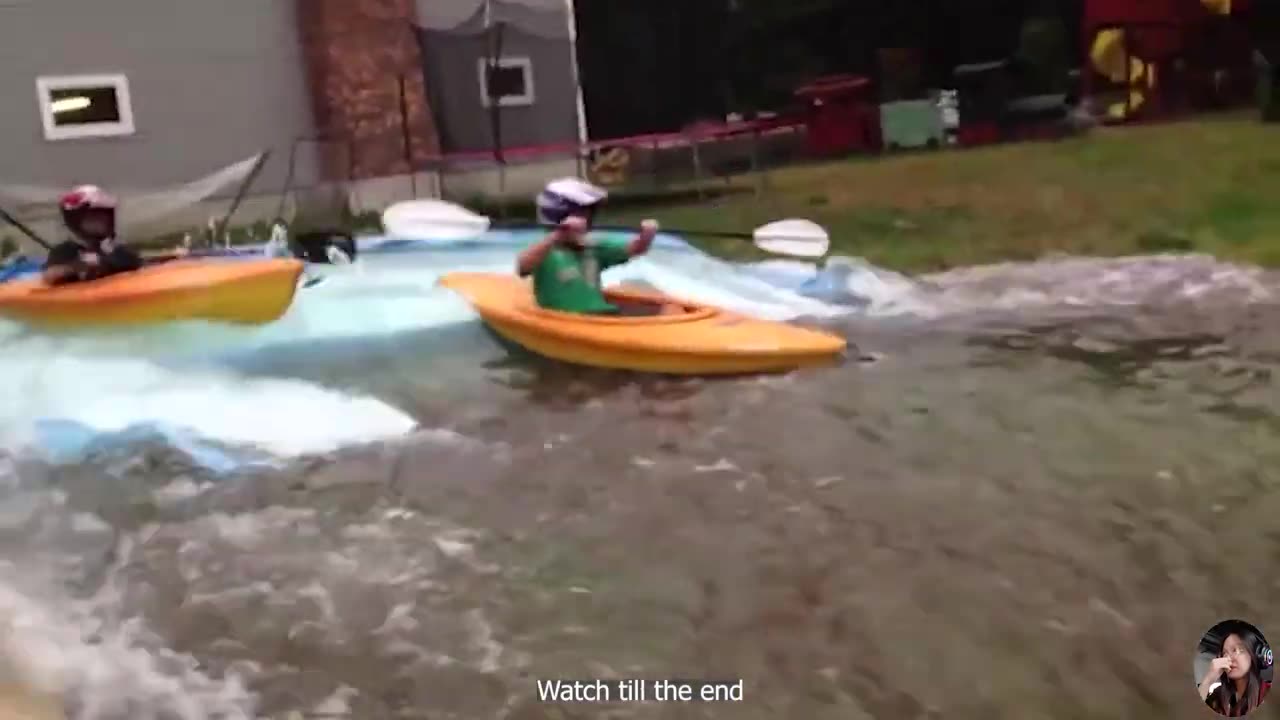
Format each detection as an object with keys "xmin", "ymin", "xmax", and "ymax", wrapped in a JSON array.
[{"xmin": 520, "ymin": 284, "xmax": 721, "ymax": 325}]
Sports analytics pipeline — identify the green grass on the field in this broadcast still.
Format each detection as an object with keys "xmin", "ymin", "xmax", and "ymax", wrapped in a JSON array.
[
  {"xmin": 13, "ymin": 114, "xmax": 1266, "ymax": 274},
  {"xmin": 598, "ymin": 112, "xmax": 1280, "ymax": 273}
]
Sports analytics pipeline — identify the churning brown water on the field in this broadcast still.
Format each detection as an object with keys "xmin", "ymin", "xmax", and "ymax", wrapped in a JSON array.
[{"xmin": 2, "ymin": 252, "xmax": 1280, "ymax": 719}]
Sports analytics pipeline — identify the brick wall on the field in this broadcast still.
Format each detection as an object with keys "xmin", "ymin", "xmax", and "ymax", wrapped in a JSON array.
[{"xmin": 296, "ymin": 0, "xmax": 440, "ymax": 181}]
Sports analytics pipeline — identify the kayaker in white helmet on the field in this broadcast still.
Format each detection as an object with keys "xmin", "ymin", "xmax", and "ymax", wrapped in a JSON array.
[
  {"xmin": 515, "ymin": 177, "xmax": 659, "ymax": 314},
  {"xmin": 43, "ymin": 185, "xmax": 142, "ymax": 285}
]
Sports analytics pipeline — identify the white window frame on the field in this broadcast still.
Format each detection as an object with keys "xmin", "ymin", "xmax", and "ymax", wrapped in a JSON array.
[
  {"xmin": 35, "ymin": 73, "xmax": 136, "ymax": 141},
  {"xmin": 477, "ymin": 56, "xmax": 535, "ymax": 108}
]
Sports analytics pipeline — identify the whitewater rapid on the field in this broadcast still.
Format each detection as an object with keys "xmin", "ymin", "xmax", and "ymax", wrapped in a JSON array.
[
  {"xmin": 0, "ymin": 232, "xmax": 873, "ymax": 472},
  {"xmin": 3, "ymin": 229, "xmax": 1271, "ymax": 473},
  {"xmin": 0, "ymin": 232, "xmax": 875, "ymax": 715},
  {"xmin": 2, "ymin": 231, "xmax": 1279, "ymax": 718}
]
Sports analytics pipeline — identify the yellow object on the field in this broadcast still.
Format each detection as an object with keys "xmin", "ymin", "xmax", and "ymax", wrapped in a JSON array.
[
  {"xmin": 1091, "ymin": 30, "xmax": 1155, "ymax": 86},
  {"xmin": 439, "ymin": 271, "xmax": 848, "ymax": 375},
  {"xmin": 1092, "ymin": 29, "xmax": 1129, "ymax": 84},
  {"xmin": 588, "ymin": 146, "xmax": 631, "ymax": 186},
  {"xmin": 0, "ymin": 258, "xmax": 304, "ymax": 327},
  {"xmin": 1091, "ymin": 28, "xmax": 1161, "ymax": 121}
]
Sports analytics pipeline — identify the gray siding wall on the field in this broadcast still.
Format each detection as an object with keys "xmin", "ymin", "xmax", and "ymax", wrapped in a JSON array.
[
  {"xmin": 416, "ymin": 2, "xmax": 580, "ymax": 154},
  {"xmin": 0, "ymin": 0, "xmax": 317, "ymax": 192}
]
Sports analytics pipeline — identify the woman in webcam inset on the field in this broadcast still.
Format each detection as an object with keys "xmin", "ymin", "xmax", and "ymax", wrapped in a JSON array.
[{"xmin": 1195, "ymin": 619, "xmax": 1274, "ymax": 716}]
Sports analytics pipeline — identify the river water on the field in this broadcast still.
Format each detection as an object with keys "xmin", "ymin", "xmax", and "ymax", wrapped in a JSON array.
[{"xmin": 1, "ymin": 234, "xmax": 1278, "ymax": 719}]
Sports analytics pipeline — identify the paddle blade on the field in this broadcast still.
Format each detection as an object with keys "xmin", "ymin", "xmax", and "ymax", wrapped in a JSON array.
[
  {"xmin": 753, "ymin": 219, "xmax": 830, "ymax": 258},
  {"xmin": 382, "ymin": 199, "xmax": 492, "ymax": 241}
]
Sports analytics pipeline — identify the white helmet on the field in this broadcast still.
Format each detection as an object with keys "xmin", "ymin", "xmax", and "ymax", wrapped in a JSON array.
[{"xmin": 535, "ymin": 177, "xmax": 608, "ymax": 225}]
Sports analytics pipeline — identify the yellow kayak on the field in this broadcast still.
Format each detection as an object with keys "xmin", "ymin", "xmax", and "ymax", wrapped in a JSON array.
[
  {"xmin": 438, "ymin": 272, "xmax": 847, "ymax": 375},
  {"xmin": 0, "ymin": 258, "xmax": 304, "ymax": 327}
]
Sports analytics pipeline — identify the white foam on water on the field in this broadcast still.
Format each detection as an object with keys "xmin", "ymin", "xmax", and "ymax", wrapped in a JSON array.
[
  {"xmin": 920, "ymin": 254, "xmax": 1278, "ymax": 314},
  {"xmin": 0, "ymin": 470, "xmax": 259, "ymax": 718},
  {"xmin": 0, "ymin": 561, "xmax": 256, "ymax": 719},
  {"xmin": 0, "ymin": 245, "xmax": 523, "ymax": 466},
  {"xmin": 605, "ymin": 254, "xmax": 851, "ymax": 321},
  {"xmin": 12, "ymin": 232, "xmax": 1272, "ymax": 467},
  {"xmin": 0, "ymin": 232, "xmax": 862, "ymax": 467},
  {"xmin": 0, "ymin": 348, "xmax": 417, "ymax": 467},
  {"xmin": 739, "ymin": 252, "xmax": 1280, "ymax": 319},
  {"xmin": 737, "ymin": 255, "xmax": 934, "ymax": 316}
]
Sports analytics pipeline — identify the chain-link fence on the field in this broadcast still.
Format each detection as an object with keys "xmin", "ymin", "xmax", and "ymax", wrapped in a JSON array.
[{"xmin": 410, "ymin": 115, "xmax": 809, "ymax": 220}]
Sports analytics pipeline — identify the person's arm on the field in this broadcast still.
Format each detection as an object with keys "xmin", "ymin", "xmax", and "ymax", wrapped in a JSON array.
[
  {"xmin": 626, "ymin": 219, "xmax": 659, "ymax": 257},
  {"xmin": 1199, "ymin": 657, "xmax": 1232, "ymax": 701},
  {"xmin": 516, "ymin": 233, "xmax": 560, "ymax": 277},
  {"xmin": 517, "ymin": 217, "xmax": 585, "ymax": 276},
  {"xmin": 592, "ymin": 219, "xmax": 659, "ymax": 268},
  {"xmin": 41, "ymin": 242, "xmax": 83, "ymax": 285},
  {"xmin": 100, "ymin": 239, "xmax": 142, "ymax": 272}
]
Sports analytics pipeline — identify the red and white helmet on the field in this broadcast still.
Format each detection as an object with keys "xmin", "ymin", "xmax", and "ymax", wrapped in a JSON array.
[{"xmin": 59, "ymin": 184, "xmax": 117, "ymax": 242}]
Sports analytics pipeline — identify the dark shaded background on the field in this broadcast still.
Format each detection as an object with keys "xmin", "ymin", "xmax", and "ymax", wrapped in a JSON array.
[{"xmin": 573, "ymin": 0, "xmax": 1087, "ymax": 139}]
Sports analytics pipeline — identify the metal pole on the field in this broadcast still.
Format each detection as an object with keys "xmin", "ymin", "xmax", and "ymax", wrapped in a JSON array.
[
  {"xmin": 275, "ymin": 138, "xmax": 302, "ymax": 222},
  {"xmin": 564, "ymin": 0, "xmax": 590, "ymax": 178},
  {"xmin": 214, "ymin": 149, "xmax": 270, "ymax": 248},
  {"xmin": 399, "ymin": 73, "xmax": 418, "ymax": 198},
  {"xmin": 485, "ymin": 17, "xmax": 509, "ymax": 217}
]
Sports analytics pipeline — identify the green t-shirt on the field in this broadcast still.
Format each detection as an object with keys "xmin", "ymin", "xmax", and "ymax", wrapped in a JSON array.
[{"xmin": 531, "ymin": 235, "xmax": 632, "ymax": 314}]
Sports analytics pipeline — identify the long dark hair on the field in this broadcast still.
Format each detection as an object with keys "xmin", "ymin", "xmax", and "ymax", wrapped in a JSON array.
[{"xmin": 1208, "ymin": 625, "xmax": 1268, "ymax": 716}]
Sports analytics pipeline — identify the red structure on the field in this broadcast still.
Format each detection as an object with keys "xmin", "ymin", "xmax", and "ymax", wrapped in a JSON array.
[
  {"xmin": 793, "ymin": 75, "xmax": 880, "ymax": 157},
  {"xmin": 1084, "ymin": 0, "xmax": 1201, "ymax": 28}
]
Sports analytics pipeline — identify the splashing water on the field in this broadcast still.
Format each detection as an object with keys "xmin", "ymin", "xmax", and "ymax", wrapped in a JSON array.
[
  {"xmin": 0, "ymin": 232, "xmax": 875, "ymax": 471},
  {"xmin": 0, "ymin": 491, "xmax": 258, "ymax": 720},
  {"xmin": 1, "ymin": 231, "xmax": 1274, "ymax": 472},
  {"xmin": 4, "ymin": 228, "xmax": 1280, "ymax": 718}
]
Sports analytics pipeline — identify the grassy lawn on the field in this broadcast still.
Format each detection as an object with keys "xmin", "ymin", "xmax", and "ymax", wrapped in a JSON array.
[
  {"xmin": 8, "ymin": 114, "xmax": 1269, "ymax": 274},
  {"xmin": 599, "ymin": 112, "xmax": 1280, "ymax": 273}
]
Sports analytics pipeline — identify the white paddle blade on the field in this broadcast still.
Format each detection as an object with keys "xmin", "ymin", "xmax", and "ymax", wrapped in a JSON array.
[
  {"xmin": 381, "ymin": 199, "xmax": 492, "ymax": 241},
  {"xmin": 753, "ymin": 219, "xmax": 830, "ymax": 258}
]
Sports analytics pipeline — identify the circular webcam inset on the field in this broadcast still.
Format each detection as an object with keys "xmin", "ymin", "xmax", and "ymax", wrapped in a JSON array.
[{"xmin": 1194, "ymin": 619, "xmax": 1273, "ymax": 716}]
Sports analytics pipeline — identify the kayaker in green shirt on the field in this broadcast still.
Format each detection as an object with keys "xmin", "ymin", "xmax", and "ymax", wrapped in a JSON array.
[{"xmin": 516, "ymin": 178, "xmax": 658, "ymax": 314}]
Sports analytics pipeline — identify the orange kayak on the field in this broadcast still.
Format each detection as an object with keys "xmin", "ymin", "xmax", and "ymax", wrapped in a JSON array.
[
  {"xmin": 438, "ymin": 271, "xmax": 847, "ymax": 375},
  {"xmin": 0, "ymin": 258, "xmax": 304, "ymax": 327}
]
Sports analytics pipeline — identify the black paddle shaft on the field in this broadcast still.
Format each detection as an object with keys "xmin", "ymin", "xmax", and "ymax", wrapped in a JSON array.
[
  {"xmin": 0, "ymin": 206, "xmax": 52, "ymax": 250},
  {"xmin": 490, "ymin": 220, "xmax": 753, "ymax": 241},
  {"xmin": 592, "ymin": 223, "xmax": 754, "ymax": 240}
]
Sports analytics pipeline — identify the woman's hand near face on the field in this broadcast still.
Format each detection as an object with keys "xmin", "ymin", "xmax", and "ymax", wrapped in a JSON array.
[
  {"xmin": 1199, "ymin": 656, "xmax": 1235, "ymax": 700},
  {"xmin": 1209, "ymin": 656, "xmax": 1234, "ymax": 679}
]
